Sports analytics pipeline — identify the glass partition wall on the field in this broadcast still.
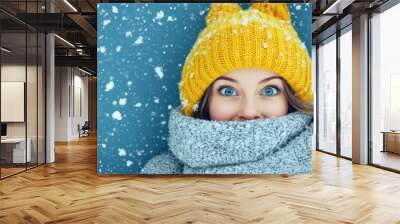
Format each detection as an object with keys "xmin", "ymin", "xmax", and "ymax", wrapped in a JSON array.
[
  {"xmin": 339, "ymin": 26, "xmax": 352, "ymax": 159},
  {"xmin": 316, "ymin": 0, "xmax": 400, "ymax": 172},
  {"xmin": 317, "ymin": 35, "xmax": 337, "ymax": 155},
  {"xmin": 316, "ymin": 26, "xmax": 353, "ymax": 159},
  {"xmin": 0, "ymin": 1, "xmax": 46, "ymax": 179}
]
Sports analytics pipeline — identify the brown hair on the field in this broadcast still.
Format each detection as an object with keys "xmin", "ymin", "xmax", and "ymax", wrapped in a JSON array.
[{"xmin": 192, "ymin": 77, "xmax": 313, "ymax": 120}]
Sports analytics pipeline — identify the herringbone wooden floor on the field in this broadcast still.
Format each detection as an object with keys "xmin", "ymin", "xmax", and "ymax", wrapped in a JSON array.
[{"xmin": 1, "ymin": 134, "xmax": 400, "ymax": 224}]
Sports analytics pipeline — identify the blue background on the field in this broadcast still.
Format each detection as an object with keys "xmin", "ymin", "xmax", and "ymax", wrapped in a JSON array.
[{"xmin": 97, "ymin": 3, "xmax": 312, "ymax": 174}]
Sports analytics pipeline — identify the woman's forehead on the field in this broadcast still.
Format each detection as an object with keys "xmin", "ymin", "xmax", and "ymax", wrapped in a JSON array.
[{"xmin": 216, "ymin": 69, "xmax": 284, "ymax": 84}]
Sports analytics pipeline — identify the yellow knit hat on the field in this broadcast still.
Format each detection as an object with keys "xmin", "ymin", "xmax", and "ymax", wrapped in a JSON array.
[{"xmin": 179, "ymin": 3, "xmax": 312, "ymax": 116}]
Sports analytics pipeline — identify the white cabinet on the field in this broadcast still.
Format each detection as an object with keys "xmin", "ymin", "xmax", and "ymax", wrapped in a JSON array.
[{"xmin": 1, "ymin": 138, "xmax": 31, "ymax": 163}]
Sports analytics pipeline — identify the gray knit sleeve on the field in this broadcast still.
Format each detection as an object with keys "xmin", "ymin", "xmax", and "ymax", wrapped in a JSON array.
[{"xmin": 141, "ymin": 151, "xmax": 183, "ymax": 174}]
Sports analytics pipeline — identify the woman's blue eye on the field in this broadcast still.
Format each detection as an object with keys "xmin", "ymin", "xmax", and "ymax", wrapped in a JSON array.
[
  {"xmin": 218, "ymin": 87, "xmax": 237, "ymax": 96},
  {"xmin": 262, "ymin": 86, "xmax": 280, "ymax": 96}
]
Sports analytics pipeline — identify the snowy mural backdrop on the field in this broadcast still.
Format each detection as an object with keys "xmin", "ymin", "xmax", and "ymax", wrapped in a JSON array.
[{"xmin": 97, "ymin": 3, "xmax": 312, "ymax": 174}]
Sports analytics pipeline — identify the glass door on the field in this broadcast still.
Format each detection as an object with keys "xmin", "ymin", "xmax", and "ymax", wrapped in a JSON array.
[{"xmin": 317, "ymin": 35, "xmax": 337, "ymax": 155}]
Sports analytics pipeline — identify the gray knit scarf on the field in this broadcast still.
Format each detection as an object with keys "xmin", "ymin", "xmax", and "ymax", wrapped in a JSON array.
[{"xmin": 162, "ymin": 107, "xmax": 314, "ymax": 174}]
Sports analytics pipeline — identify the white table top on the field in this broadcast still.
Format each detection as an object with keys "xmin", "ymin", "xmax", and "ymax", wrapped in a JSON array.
[{"xmin": 1, "ymin": 138, "xmax": 28, "ymax": 143}]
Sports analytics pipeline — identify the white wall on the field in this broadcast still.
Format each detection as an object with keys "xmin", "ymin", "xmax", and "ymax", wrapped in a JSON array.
[
  {"xmin": 55, "ymin": 66, "xmax": 69, "ymax": 141},
  {"xmin": 54, "ymin": 67, "xmax": 89, "ymax": 141}
]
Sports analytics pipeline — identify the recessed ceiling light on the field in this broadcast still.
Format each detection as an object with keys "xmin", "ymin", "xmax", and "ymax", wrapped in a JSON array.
[
  {"xmin": 63, "ymin": 0, "xmax": 78, "ymax": 12},
  {"xmin": 54, "ymin": 34, "xmax": 75, "ymax": 48},
  {"xmin": 322, "ymin": 0, "xmax": 354, "ymax": 15},
  {"xmin": 77, "ymin": 67, "xmax": 93, "ymax": 76},
  {"xmin": 1, "ymin": 47, "xmax": 11, "ymax": 53}
]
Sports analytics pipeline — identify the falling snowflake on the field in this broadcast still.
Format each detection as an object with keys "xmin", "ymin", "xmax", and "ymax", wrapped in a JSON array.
[
  {"xmin": 99, "ymin": 46, "xmax": 107, "ymax": 54},
  {"xmin": 153, "ymin": 97, "xmax": 160, "ymax": 104},
  {"xmin": 181, "ymin": 97, "xmax": 189, "ymax": 108},
  {"xmin": 155, "ymin": 10, "xmax": 164, "ymax": 20},
  {"xmin": 125, "ymin": 31, "xmax": 132, "ymax": 38},
  {"xmin": 127, "ymin": 81, "xmax": 133, "ymax": 86},
  {"xmin": 112, "ymin": 111, "xmax": 122, "ymax": 120},
  {"xmin": 134, "ymin": 36, "xmax": 144, "ymax": 45},
  {"xmin": 118, "ymin": 148, "xmax": 126, "ymax": 156},
  {"xmin": 112, "ymin": 6, "xmax": 119, "ymax": 13},
  {"xmin": 105, "ymin": 81, "xmax": 114, "ymax": 92},
  {"xmin": 154, "ymin": 66, "xmax": 164, "ymax": 79},
  {"xmin": 126, "ymin": 160, "xmax": 133, "ymax": 167},
  {"xmin": 103, "ymin": 19, "xmax": 111, "ymax": 26},
  {"xmin": 116, "ymin": 45, "xmax": 122, "ymax": 52},
  {"xmin": 178, "ymin": 80, "xmax": 184, "ymax": 89},
  {"xmin": 134, "ymin": 102, "xmax": 142, "ymax": 107},
  {"xmin": 167, "ymin": 16, "xmax": 176, "ymax": 22},
  {"xmin": 119, "ymin": 98, "xmax": 127, "ymax": 105},
  {"xmin": 137, "ymin": 150, "xmax": 143, "ymax": 156},
  {"xmin": 242, "ymin": 16, "xmax": 250, "ymax": 25},
  {"xmin": 192, "ymin": 103, "xmax": 199, "ymax": 112}
]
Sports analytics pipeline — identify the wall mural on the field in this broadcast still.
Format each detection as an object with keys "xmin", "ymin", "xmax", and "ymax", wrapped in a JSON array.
[{"xmin": 97, "ymin": 3, "xmax": 313, "ymax": 174}]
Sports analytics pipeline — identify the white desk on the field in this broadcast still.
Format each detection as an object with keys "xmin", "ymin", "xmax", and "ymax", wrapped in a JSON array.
[{"xmin": 1, "ymin": 138, "xmax": 31, "ymax": 163}]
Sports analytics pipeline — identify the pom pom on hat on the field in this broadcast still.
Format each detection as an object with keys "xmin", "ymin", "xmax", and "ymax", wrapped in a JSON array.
[
  {"xmin": 206, "ymin": 3, "xmax": 241, "ymax": 25},
  {"xmin": 250, "ymin": 3, "xmax": 291, "ymax": 22}
]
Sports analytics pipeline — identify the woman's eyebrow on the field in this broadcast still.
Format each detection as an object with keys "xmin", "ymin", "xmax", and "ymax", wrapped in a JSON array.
[
  {"xmin": 215, "ymin": 76, "xmax": 238, "ymax": 83},
  {"xmin": 259, "ymin": 76, "xmax": 284, "ymax": 84}
]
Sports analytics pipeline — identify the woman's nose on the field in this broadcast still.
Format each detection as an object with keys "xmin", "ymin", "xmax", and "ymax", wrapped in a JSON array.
[{"xmin": 237, "ymin": 98, "xmax": 262, "ymax": 120}]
